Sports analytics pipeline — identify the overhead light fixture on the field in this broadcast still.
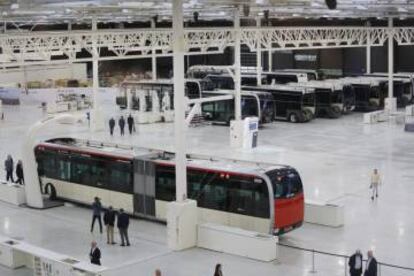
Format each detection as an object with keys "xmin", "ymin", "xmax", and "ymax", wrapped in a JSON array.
[
  {"xmin": 10, "ymin": 3, "xmax": 19, "ymax": 10},
  {"xmin": 311, "ymin": 2, "xmax": 322, "ymax": 8},
  {"xmin": 357, "ymin": 5, "xmax": 367, "ymax": 10},
  {"xmin": 325, "ymin": 0, "xmax": 337, "ymax": 10},
  {"xmin": 122, "ymin": 8, "xmax": 129, "ymax": 13}
]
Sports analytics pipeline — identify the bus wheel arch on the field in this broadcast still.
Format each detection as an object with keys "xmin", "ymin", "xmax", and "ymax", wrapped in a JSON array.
[{"xmin": 288, "ymin": 112, "xmax": 299, "ymax": 123}]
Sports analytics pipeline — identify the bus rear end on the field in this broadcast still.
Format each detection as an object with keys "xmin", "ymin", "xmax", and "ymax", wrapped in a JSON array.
[{"xmin": 266, "ymin": 168, "xmax": 304, "ymax": 235}]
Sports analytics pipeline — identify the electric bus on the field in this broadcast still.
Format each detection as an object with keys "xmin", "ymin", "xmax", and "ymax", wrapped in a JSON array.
[
  {"xmin": 337, "ymin": 77, "xmax": 384, "ymax": 112},
  {"xmin": 263, "ymin": 71, "xmax": 312, "ymax": 84},
  {"xmin": 287, "ymin": 80, "xmax": 354, "ymax": 118},
  {"xmin": 201, "ymin": 90, "xmax": 275, "ymax": 125},
  {"xmin": 243, "ymin": 84, "xmax": 316, "ymax": 123},
  {"xmin": 364, "ymin": 73, "xmax": 413, "ymax": 106},
  {"xmin": 34, "ymin": 138, "xmax": 305, "ymax": 235}
]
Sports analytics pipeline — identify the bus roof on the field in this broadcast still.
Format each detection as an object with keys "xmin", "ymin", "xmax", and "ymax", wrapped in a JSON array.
[
  {"xmin": 243, "ymin": 84, "xmax": 315, "ymax": 94},
  {"xmin": 286, "ymin": 80, "xmax": 344, "ymax": 90},
  {"xmin": 40, "ymin": 138, "xmax": 288, "ymax": 176},
  {"xmin": 202, "ymin": 89, "xmax": 272, "ymax": 97},
  {"xmin": 364, "ymin": 74, "xmax": 413, "ymax": 83},
  {"xmin": 337, "ymin": 77, "xmax": 382, "ymax": 86},
  {"xmin": 121, "ymin": 78, "xmax": 204, "ymax": 87}
]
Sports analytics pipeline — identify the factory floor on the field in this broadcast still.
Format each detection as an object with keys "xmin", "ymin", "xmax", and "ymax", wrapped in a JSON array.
[{"xmin": 0, "ymin": 95, "xmax": 413, "ymax": 275}]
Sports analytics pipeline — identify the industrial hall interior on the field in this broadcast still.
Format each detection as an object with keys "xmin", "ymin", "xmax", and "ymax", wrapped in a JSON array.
[{"xmin": 2, "ymin": 0, "xmax": 414, "ymax": 275}]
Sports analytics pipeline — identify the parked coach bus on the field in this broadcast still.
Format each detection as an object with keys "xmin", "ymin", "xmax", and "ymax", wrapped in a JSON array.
[
  {"xmin": 201, "ymin": 90, "xmax": 275, "ymax": 125},
  {"xmin": 243, "ymin": 84, "xmax": 316, "ymax": 123},
  {"xmin": 287, "ymin": 80, "xmax": 355, "ymax": 118},
  {"xmin": 34, "ymin": 138, "xmax": 305, "ymax": 235},
  {"xmin": 364, "ymin": 73, "xmax": 413, "ymax": 107},
  {"xmin": 338, "ymin": 77, "xmax": 384, "ymax": 112}
]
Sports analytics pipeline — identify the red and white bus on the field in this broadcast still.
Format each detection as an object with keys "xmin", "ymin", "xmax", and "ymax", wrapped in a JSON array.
[{"xmin": 35, "ymin": 138, "xmax": 304, "ymax": 235}]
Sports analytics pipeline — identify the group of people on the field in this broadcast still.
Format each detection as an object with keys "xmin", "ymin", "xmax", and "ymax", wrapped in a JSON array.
[
  {"xmin": 109, "ymin": 114, "xmax": 135, "ymax": 136},
  {"xmin": 4, "ymin": 155, "xmax": 24, "ymax": 185},
  {"xmin": 89, "ymin": 197, "xmax": 131, "ymax": 266},
  {"xmin": 349, "ymin": 250, "xmax": 378, "ymax": 276}
]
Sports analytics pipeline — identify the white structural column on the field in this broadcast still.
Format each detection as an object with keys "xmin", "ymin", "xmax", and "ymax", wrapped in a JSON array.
[
  {"xmin": 385, "ymin": 17, "xmax": 397, "ymax": 112},
  {"xmin": 166, "ymin": 0, "xmax": 197, "ymax": 252},
  {"xmin": 366, "ymin": 22, "xmax": 371, "ymax": 74},
  {"xmin": 90, "ymin": 17, "xmax": 104, "ymax": 131},
  {"xmin": 234, "ymin": 9, "xmax": 242, "ymax": 120},
  {"xmin": 151, "ymin": 19, "xmax": 157, "ymax": 81},
  {"xmin": 256, "ymin": 18, "xmax": 262, "ymax": 85},
  {"xmin": 172, "ymin": 0, "xmax": 186, "ymax": 203}
]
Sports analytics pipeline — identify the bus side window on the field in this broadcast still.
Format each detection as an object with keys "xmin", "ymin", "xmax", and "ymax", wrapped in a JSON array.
[
  {"xmin": 252, "ymin": 181, "xmax": 270, "ymax": 218},
  {"xmin": 155, "ymin": 166, "xmax": 175, "ymax": 201},
  {"xmin": 108, "ymin": 162, "xmax": 132, "ymax": 193}
]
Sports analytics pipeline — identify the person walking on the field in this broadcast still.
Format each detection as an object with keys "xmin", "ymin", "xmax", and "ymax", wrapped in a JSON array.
[
  {"xmin": 103, "ymin": 206, "xmax": 116, "ymax": 245},
  {"xmin": 349, "ymin": 249, "xmax": 363, "ymax": 276},
  {"xmin": 15, "ymin": 160, "xmax": 24, "ymax": 185},
  {"xmin": 89, "ymin": 241, "xmax": 101, "ymax": 266},
  {"xmin": 109, "ymin": 117, "xmax": 115, "ymax": 136},
  {"xmin": 127, "ymin": 114, "xmax": 134, "ymax": 135},
  {"xmin": 214, "ymin": 263, "xmax": 223, "ymax": 276},
  {"xmin": 364, "ymin": 250, "xmax": 377, "ymax": 276},
  {"xmin": 370, "ymin": 168, "xmax": 381, "ymax": 200},
  {"xmin": 117, "ymin": 208, "xmax": 130, "ymax": 246},
  {"xmin": 90, "ymin": 197, "xmax": 103, "ymax": 234},
  {"xmin": 119, "ymin": 116, "xmax": 125, "ymax": 136},
  {"xmin": 4, "ymin": 155, "xmax": 14, "ymax": 183}
]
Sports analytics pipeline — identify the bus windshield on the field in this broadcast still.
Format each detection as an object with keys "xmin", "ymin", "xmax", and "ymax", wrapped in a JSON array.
[{"xmin": 266, "ymin": 169, "xmax": 303, "ymax": 199}]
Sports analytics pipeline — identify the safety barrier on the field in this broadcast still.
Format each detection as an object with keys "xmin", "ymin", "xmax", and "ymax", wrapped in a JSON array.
[{"xmin": 278, "ymin": 242, "xmax": 414, "ymax": 276}]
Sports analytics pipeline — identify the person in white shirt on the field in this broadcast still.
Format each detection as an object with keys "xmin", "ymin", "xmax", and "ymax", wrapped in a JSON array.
[
  {"xmin": 370, "ymin": 169, "xmax": 381, "ymax": 200},
  {"xmin": 349, "ymin": 249, "xmax": 363, "ymax": 276}
]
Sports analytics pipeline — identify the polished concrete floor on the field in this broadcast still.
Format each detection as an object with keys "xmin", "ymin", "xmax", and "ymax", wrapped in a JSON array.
[{"xmin": 1, "ymin": 94, "xmax": 414, "ymax": 275}]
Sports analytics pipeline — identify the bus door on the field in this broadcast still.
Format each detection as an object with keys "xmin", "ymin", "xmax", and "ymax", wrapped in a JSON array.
[{"xmin": 133, "ymin": 159, "xmax": 156, "ymax": 217}]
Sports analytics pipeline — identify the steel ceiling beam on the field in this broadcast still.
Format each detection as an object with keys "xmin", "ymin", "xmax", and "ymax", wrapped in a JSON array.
[{"xmin": 2, "ymin": 25, "xmax": 414, "ymax": 66}]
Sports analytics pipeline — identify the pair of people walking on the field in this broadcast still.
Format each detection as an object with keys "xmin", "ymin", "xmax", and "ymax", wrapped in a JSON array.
[
  {"xmin": 90, "ymin": 197, "xmax": 131, "ymax": 247},
  {"xmin": 103, "ymin": 206, "xmax": 130, "ymax": 246},
  {"xmin": 349, "ymin": 250, "xmax": 377, "ymax": 276},
  {"xmin": 109, "ymin": 114, "xmax": 135, "ymax": 136},
  {"xmin": 4, "ymin": 155, "xmax": 24, "ymax": 185}
]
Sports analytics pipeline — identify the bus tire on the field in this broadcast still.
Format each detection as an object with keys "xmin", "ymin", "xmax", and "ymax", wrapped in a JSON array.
[
  {"xmin": 328, "ymin": 106, "xmax": 341, "ymax": 118},
  {"xmin": 288, "ymin": 113, "xmax": 298, "ymax": 123},
  {"xmin": 44, "ymin": 183, "xmax": 57, "ymax": 201}
]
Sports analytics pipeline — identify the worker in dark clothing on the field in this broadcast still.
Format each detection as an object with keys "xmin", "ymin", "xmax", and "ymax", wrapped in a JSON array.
[
  {"xmin": 119, "ymin": 116, "xmax": 125, "ymax": 136},
  {"xmin": 117, "ymin": 208, "xmax": 130, "ymax": 246},
  {"xmin": 89, "ymin": 241, "xmax": 101, "ymax": 266},
  {"xmin": 109, "ymin": 117, "xmax": 115, "ymax": 136},
  {"xmin": 127, "ymin": 114, "xmax": 134, "ymax": 135},
  {"xmin": 349, "ymin": 249, "xmax": 363, "ymax": 276},
  {"xmin": 103, "ymin": 206, "xmax": 116, "ymax": 245},
  {"xmin": 90, "ymin": 197, "xmax": 103, "ymax": 234},
  {"xmin": 15, "ymin": 160, "xmax": 24, "ymax": 185},
  {"xmin": 4, "ymin": 155, "xmax": 14, "ymax": 183}
]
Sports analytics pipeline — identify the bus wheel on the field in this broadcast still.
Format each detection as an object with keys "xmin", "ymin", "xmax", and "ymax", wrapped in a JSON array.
[
  {"xmin": 328, "ymin": 106, "xmax": 341, "ymax": 118},
  {"xmin": 289, "ymin": 113, "xmax": 298, "ymax": 123},
  {"xmin": 44, "ymin": 183, "xmax": 57, "ymax": 201}
]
